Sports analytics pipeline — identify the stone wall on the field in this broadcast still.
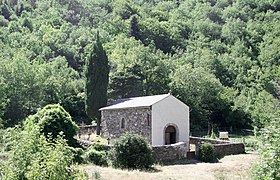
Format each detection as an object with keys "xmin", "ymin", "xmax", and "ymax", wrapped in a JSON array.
[
  {"xmin": 213, "ymin": 143, "xmax": 245, "ymax": 157},
  {"xmin": 190, "ymin": 136, "xmax": 230, "ymax": 144},
  {"xmin": 101, "ymin": 107, "xmax": 152, "ymax": 143},
  {"xmin": 78, "ymin": 125, "xmax": 97, "ymax": 135},
  {"xmin": 190, "ymin": 136, "xmax": 245, "ymax": 158},
  {"xmin": 76, "ymin": 125, "xmax": 97, "ymax": 141},
  {"xmin": 152, "ymin": 142, "xmax": 187, "ymax": 162}
]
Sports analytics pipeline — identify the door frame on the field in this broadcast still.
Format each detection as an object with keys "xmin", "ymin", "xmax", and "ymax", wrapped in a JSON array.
[{"xmin": 163, "ymin": 123, "xmax": 179, "ymax": 145}]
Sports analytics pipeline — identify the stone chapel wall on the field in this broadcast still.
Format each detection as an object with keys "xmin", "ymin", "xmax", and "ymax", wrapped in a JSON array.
[{"xmin": 101, "ymin": 107, "xmax": 152, "ymax": 143}]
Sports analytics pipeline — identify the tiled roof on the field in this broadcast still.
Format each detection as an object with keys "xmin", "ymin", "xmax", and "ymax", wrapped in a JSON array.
[{"xmin": 99, "ymin": 94, "xmax": 170, "ymax": 110}]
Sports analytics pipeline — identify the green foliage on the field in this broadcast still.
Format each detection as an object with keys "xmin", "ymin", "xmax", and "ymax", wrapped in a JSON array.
[
  {"xmin": 198, "ymin": 143, "xmax": 217, "ymax": 163},
  {"xmin": 68, "ymin": 147, "xmax": 85, "ymax": 164},
  {"xmin": 89, "ymin": 143, "xmax": 109, "ymax": 151},
  {"xmin": 210, "ymin": 129, "xmax": 217, "ymax": 139},
  {"xmin": 110, "ymin": 133, "xmax": 153, "ymax": 170},
  {"xmin": 109, "ymin": 65, "xmax": 144, "ymax": 100},
  {"xmin": 244, "ymin": 138, "xmax": 258, "ymax": 152},
  {"xmin": 170, "ymin": 65, "xmax": 226, "ymax": 130},
  {"xmin": 1, "ymin": 126, "xmax": 86, "ymax": 180},
  {"xmin": 61, "ymin": 92, "xmax": 88, "ymax": 124},
  {"xmin": 24, "ymin": 104, "xmax": 79, "ymax": 147},
  {"xmin": 0, "ymin": 55, "xmax": 83, "ymax": 127},
  {"xmin": 0, "ymin": 2, "xmax": 279, "ymax": 178},
  {"xmin": 0, "ymin": 0, "xmax": 279, "ymax": 136},
  {"xmin": 254, "ymin": 119, "xmax": 280, "ymax": 179},
  {"xmin": 84, "ymin": 148, "xmax": 108, "ymax": 166},
  {"xmin": 235, "ymin": 89, "xmax": 280, "ymax": 132},
  {"xmin": 83, "ymin": 142, "xmax": 109, "ymax": 166},
  {"xmin": 85, "ymin": 32, "xmax": 109, "ymax": 133},
  {"xmin": 107, "ymin": 34, "xmax": 170, "ymax": 98}
]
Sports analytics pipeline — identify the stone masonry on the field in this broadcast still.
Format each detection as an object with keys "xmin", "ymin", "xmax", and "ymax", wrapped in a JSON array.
[
  {"xmin": 213, "ymin": 143, "xmax": 245, "ymax": 157},
  {"xmin": 152, "ymin": 142, "xmax": 187, "ymax": 162},
  {"xmin": 101, "ymin": 107, "xmax": 152, "ymax": 143},
  {"xmin": 190, "ymin": 136, "xmax": 245, "ymax": 158}
]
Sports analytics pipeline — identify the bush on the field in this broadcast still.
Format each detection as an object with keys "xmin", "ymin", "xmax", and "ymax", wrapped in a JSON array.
[
  {"xmin": 90, "ymin": 143, "xmax": 109, "ymax": 151},
  {"xmin": 1, "ymin": 126, "xmax": 86, "ymax": 179},
  {"xmin": 244, "ymin": 138, "xmax": 258, "ymax": 151},
  {"xmin": 83, "ymin": 143, "xmax": 109, "ymax": 166},
  {"xmin": 24, "ymin": 104, "xmax": 79, "ymax": 147},
  {"xmin": 198, "ymin": 143, "xmax": 217, "ymax": 163},
  {"xmin": 110, "ymin": 133, "xmax": 153, "ymax": 169},
  {"xmin": 84, "ymin": 148, "xmax": 108, "ymax": 166},
  {"xmin": 68, "ymin": 147, "xmax": 85, "ymax": 164},
  {"xmin": 254, "ymin": 119, "xmax": 280, "ymax": 179}
]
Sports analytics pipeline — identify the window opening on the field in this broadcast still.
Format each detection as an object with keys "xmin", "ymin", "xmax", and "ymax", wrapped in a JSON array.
[{"xmin": 120, "ymin": 118, "xmax": 125, "ymax": 129}]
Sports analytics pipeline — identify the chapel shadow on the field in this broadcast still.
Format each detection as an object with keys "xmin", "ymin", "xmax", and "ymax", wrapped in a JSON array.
[
  {"xmin": 159, "ymin": 158, "xmax": 222, "ymax": 166},
  {"xmin": 159, "ymin": 158, "xmax": 199, "ymax": 166}
]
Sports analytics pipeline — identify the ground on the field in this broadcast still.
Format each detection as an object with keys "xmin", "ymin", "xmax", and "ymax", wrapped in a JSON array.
[{"xmin": 82, "ymin": 153, "xmax": 258, "ymax": 180}]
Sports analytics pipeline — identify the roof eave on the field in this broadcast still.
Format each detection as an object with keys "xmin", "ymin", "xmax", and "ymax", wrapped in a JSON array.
[{"xmin": 99, "ymin": 105, "xmax": 152, "ymax": 111}]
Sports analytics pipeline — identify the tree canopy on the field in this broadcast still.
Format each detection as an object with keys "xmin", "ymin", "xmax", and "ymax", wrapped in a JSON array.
[{"xmin": 0, "ymin": 0, "xmax": 279, "ymax": 133}]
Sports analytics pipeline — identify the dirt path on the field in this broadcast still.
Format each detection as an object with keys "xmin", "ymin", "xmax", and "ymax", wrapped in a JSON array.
[{"xmin": 83, "ymin": 153, "xmax": 258, "ymax": 180}]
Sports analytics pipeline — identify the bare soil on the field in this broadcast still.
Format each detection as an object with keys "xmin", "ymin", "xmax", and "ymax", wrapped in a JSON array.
[{"xmin": 82, "ymin": 153, "xmax": 258, "ymax": 180}]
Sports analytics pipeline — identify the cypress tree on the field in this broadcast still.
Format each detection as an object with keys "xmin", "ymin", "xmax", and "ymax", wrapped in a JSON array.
[
  {"xmin": 129, "ymin": 15, "xmax": 141, "ymax": 41},
  {"xmin": 85, "ymin": 32, "xmax": 109, "ymax": 135}
]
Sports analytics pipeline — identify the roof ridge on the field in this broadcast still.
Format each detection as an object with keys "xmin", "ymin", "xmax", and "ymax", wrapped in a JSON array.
[{"xmin": 99, "ymin": 94, "xmax": 170, "ymax": 111}]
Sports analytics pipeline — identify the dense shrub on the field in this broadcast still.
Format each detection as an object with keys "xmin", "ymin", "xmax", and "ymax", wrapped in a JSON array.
[
  {"xmin": 83, "ymin": 143, "xmax": 109, "ymax": 166},
  {"xmin": 24, "ymin": 104, "xmax": 79, "ymax": 147},
  {"xmin": 1, "ymin": 126, "xmax": 86, "ymax": 179},
  {"xmin": 110, "ymin": 133, "xmax": 153, "ymax": 169},
  {"xmin": 244, "ymin": 138, "xmax": 258, "ymax": 151},
  {"xmin": 90, "ymin": 143, "xmax": 109, "ymax": 151},
  {"xmin": 254, "ymin": 119, "xmax": 280, "ymax": 179},
  {"xmin": 198, "ymin": 143, "xmax": 217, "ymax": 163},
  {"xmin": 69, "ymin": 147, "xmax": 85, "ymax": 164},
  {"xmin": 84, "ymin": 148, "xmax": 108, "ymax": 166}
]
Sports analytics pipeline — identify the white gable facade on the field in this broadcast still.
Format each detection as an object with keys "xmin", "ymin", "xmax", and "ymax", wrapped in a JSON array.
[{"xmin": 100, "ymin": 94, "xmax": 189, "ymax": 150}]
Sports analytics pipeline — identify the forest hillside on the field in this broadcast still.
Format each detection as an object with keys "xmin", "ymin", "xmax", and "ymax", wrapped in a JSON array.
[{"xmin": 0, "ymin": 0, "xmax": 279, "ymax": 133}]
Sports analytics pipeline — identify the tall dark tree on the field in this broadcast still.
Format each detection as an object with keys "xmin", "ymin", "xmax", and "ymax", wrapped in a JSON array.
[
  {"xmin": 85, "ymin": 32, "xmax": 109, "ymax": 135},
  {"xmin": 129, "ymin": 15, "xmax": 141, "ymax": 41},
  {"xmin": 109, "ymin": 65, "xmax": 144, "ymax": 101}
]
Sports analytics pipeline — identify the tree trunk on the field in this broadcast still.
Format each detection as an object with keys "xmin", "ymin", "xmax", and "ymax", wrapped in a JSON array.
[
  {"xmin": 96, "ymin": 117, "xmax": 101, "ymax": 135},
  {"xmin": 207, "ymin": 121, "xmax": 211, "ymax": 135}
]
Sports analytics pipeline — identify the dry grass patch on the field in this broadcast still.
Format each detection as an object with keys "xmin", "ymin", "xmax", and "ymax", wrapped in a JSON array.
[{"xmin": 82, "ymin": 153, "xmax": 258, "ymax": 180}]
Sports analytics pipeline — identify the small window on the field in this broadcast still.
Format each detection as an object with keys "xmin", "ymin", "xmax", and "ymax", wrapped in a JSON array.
[
  {"xmin": 147, "ymin": 113, "xmax": 150, "ymax": 126},
  {"xmin": 120, "ymin": 118, "xmax": 125, "ymax": 129}
]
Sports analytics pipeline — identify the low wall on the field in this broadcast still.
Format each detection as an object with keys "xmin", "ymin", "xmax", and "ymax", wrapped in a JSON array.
[
  {"xmin": 152, "ymin": 142, "xmax": 187, "ymax": 162},
  {"xmin": 191, "ymin": 136, "xmax": 245, "ymax": 158},
  {"xmin": 190, "ymin": 136, "xmax": 230, "ymax": 144},
  {"xmin": 76, "ymin": 125, "xmax": 98, "ymax": 141},
  {"xmin": 78, "ymin": 125, "xmax": 97, "ymax": 135},
  {"xmin": 214, "ymin": 143, "xmax": 245, "ymax": 157}
]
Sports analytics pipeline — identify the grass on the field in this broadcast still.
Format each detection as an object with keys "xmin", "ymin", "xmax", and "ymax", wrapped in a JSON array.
[{"xmin": 82, "ymin": 153, "xmax": 258, "ymax": 180}]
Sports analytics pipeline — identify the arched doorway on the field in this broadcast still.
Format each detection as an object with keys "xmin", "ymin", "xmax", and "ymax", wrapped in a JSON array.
[{"xmin": 165, "ymin": 125, "xmax": 176, "ymax": 145}]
